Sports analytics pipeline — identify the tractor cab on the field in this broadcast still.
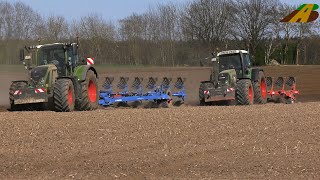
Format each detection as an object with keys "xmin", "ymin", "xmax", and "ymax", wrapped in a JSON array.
[
  {"xmin": 20, "ymin": 43, "xmax": 79, "ymax": 77},
  {"xmin": 215, "ymin": 50, "xmax": 252, "ymax": 79}
]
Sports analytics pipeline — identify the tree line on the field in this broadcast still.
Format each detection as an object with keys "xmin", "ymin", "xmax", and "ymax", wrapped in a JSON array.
[{"xmin": 0, "ymin": 0, "xmax": 319, "ymax": 66}]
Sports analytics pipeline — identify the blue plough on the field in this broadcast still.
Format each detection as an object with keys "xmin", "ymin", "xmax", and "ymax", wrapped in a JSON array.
[{"xmin": 99, "ymin": 77, "xmax": 186, "ymax": 107}]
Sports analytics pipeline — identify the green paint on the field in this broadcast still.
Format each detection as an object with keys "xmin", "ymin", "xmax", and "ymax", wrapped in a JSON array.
[
  {"xmin": 296, "ymin": 4, "xmax": 319, "ymax": 11},
  {"xmin": 73, "ymin": 65, "xmax": 86, "ymax": 81},
  {"xmin": 73, "ymin": 65, "xmax": 95, "ymax": 81},
  {"xmin": 220, "ymin": 69, "xmax": 237, "ymax": 86},
  {"xmin": 297, "ymin": 4, "xmax": 306, "ymax": 10}
]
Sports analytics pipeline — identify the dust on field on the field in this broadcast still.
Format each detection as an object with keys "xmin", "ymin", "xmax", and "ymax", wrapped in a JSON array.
[
  {"xmin": 0, "ymin": 103, "xmax": 319, "ymax": 179},
  {"xmin": 0, "ymin": 65, "xmax": 25, "ymax": 105}
]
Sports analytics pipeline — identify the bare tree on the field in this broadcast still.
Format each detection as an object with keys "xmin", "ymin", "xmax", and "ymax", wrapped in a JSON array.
[
  {"xmin": 263, "ymin": 2, "xmax": 289, "ymax": 65},
  {"xmin": 0, "ymin": 2, "xmax": 14, "ymax": 39},
  {"xmin": 231, "ymin": 0, "xmax": 280, "ymax": 64},
  {"xmin": 72, "ymin": 13, "xmax": 116, "ymax": 63},
  {"xmin": 157, "ymin": 3, "xmax": 179, "ymax": 66},
  {"xmin": 181, "ymin": 0, "xmax": 231, "ymax": 45},
  {"xmin": 45, "ymin": 15, "xmax": 69, "ymax": 40},
  {"xmin": 278, "ymin": 4, "xmax": 299, "ymax": 64},
  {"xmin": 13, "ymin": 2, "xmax": 40, "ymax": 40},
  {"xmin": 119, "ymin": 13, "xmax": 145, "ymax": 65}
]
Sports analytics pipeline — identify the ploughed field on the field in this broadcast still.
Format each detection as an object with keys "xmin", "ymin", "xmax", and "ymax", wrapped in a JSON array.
[{"xmin": 0, "ymin": 65, "xmax": 319, "ymax": 179}]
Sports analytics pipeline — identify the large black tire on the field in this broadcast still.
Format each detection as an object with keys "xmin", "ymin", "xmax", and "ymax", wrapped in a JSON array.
[
  {"xmin": 253, "ymin": 71, "xmax": 267, "ymax": 104},
  {"xmin": 53, "ymin": 78, "xmax": 75, "ymax": 112},
  {"xmin": 236, "ymin": 79, "xmax": 254, "ymax": 105},
  {"xmin": 9, "ymin": 81, "xmax": 27, "ymax": 111},
  {"xmin": 76, "ymin": 70, "xmax": 98, "ymax": 111}
]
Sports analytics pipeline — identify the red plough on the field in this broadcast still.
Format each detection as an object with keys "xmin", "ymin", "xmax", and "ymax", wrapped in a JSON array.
[{"xmin": 266, "ymin": 77, "xmax": 299, "ymax": 104}]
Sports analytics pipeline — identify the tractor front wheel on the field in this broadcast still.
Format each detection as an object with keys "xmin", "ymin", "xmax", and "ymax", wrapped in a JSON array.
[
  {"xmin": 76, "ymin": 70, "xmax": 98, "ymax": 111},
  {"xmin": 53, "ymin": 78, "xmax": 75, "ymax": 112},
  {"xmin": 236, "ymin": 79, "xmax": 254, "ymax": 105},
  {"xmin": 253, "ymin": 71, "xmax": 267, "ymax": 104}
]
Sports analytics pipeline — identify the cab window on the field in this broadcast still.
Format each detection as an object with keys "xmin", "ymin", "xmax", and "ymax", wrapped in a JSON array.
[{"xmin": 242, "ymin": 53, "xmax": 252, "ymax": 68}]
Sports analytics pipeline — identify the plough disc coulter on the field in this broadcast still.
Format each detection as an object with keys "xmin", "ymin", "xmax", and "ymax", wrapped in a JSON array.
[
  {"xmin": 99, "ymin": 77, "xmax": 186, "ymax": 107},
  {"xmin": 266, "ymin": 76, "xmax": 299, "ymax": 104}
]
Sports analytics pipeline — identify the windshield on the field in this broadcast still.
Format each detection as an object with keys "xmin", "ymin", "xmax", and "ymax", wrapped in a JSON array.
[
  {"xmin": 242, "ymin": 53, "xmax": 252, "ymax": 67},
  {"xmin": 218, "ymin": 54, "xmax": 241, "ymax": 71},
  {"xmin": 38, "ymin": 46, "xmax": 65, "ymax": 66}
]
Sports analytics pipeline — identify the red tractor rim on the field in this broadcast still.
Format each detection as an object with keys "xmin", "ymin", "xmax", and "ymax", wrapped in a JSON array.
[
  {"xmin": 68, "ymin": 88, "xmax": 73, "ymax": 106},
  {"xmin": 88, "ymin": 81, "xmax": 97, "ymax": 103},
  {"xmin": 249, "ymin": 85, "xmax": 253, "ymax": 103},
  {"xmin": 261, "ymin": 79, "xmax": 267, "ymax": 99}
]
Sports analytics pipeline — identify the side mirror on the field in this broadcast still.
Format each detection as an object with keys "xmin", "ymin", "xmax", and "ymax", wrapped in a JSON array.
[
  {"xmin": 72, "ymin": 43, "xmax": 78, "ymax": 55},
  {"xmin": 211, "ymin": 52, "xmax": 216, "ymax": 58},
  {"xmin": 19, "ymin": 49, "xmax": 24, "ymax": 61}
]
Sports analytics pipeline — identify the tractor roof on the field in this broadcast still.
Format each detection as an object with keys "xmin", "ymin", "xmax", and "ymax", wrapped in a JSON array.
[
  {"xmin": 217, "ymin": 50, "xmax": 248, "ymax": 57},
  {"xmin": 35, "ymin": 43, "xmax": 65, "ymax": 49},
  {"xmin": 29, "ymin": 43, "xmax": 76, "ymax": 49}
]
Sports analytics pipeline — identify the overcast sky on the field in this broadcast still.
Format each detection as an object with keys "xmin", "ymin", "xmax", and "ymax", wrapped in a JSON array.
[{"xmin": 8, "ymin": 0, "xmax": 320, "ymax": 21}]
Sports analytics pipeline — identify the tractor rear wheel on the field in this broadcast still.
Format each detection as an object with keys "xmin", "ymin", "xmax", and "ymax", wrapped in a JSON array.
[
  {"xmin": 77, "ymin": 70, "xmax": 98, "ymax": 111},
  {"xmin": 253, "ymin": 71, "xmax": 267, "ymax": 104},
  {"xmin": 236, "ymin": 79, "xmax": 254, "ymax": 105},
  {"xmin": 53, "ymin": 78, "xmax": 75, "ymax": 112},
  {"xmin": 9, "ymin": 81, "xmax": 27, "ymax": 111}
]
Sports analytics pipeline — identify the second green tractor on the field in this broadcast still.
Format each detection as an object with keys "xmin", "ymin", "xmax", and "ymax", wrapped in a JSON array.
[{"xmin": 199, "ymin": 50, "xmax": 267, "ymax": 106}]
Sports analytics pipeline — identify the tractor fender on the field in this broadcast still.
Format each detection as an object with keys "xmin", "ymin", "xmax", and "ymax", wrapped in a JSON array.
[
  {"xmin": 251, "ymin": 68, "xmax": 264, "ymax": 82},
  {"xmin": 73, "ymin": 65, "xmax": 98, "ymax": 82}
]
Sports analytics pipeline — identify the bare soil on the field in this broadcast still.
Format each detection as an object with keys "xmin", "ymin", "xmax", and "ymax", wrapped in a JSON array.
[
  {"xmin": 0, "ymin": 103, "xmax": 320, "ymax": 179},
  {"xmin": 0, "ymin": 65, "xmax": 319, "ymax": 179}
]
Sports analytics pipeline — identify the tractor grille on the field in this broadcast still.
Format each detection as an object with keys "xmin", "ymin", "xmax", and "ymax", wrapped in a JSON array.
[{"xmin": 31, "ymin": 66, "xmax": 48, "ymax": 85}]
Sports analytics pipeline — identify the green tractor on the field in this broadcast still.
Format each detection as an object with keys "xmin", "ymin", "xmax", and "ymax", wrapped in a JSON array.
[
  {"xmin": 9, "ymin": 43, "xmax": 99, "ymax": 112},
  {"xmin": 199, "ymin": 50, "xmax": 267, "ymax": 106}
]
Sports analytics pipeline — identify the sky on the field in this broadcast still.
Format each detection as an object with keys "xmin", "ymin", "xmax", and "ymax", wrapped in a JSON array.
[
  {"xmin": 8, "ymin": 0, "xmax": 320, "ymax": 22},
  {"xmin": 284, "ymin": 0, "xmax": 318, "ymax": 5},
  {"xmin": 9, "ymin": 0, "xmax": 188, "ymax": 22}
]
